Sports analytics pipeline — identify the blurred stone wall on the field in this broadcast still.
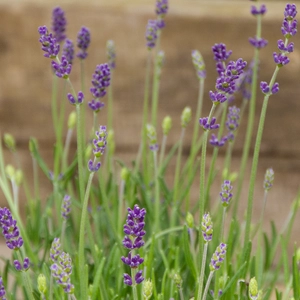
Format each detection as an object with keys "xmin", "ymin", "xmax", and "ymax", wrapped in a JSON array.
[{"xmin": 0, "ymin": 1, "xmax": 299, "ymax": 244}]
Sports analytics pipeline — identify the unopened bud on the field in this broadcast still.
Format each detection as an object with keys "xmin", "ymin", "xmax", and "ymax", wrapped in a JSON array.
[
  {"xmin": 181, "ymin": 107, "xmax": 192, "ymax": 128},
  {"xmin": 5, "ymin": 165, "xmax": 15, "ymax": 179},
  {"xmin": 67, "ymin": 111, "xmax": 76, "ymax": 129},
  {"xmin": 162, "ymin": 115, "xmax": 172, "ymax": 135},
  {"xmin": 249, "ymin": 277, "xmax": 258, "ymax": 300},
  {"xmin": 186, "ymin": 212, "xmax": 194, "ymax": 228},
  {"xmin": 37, "ymin": 274, "xmax": 47, "ymax": 295},
  {"xmin": 29, "ymin": 138, "xmax": 38, "ymax": 153},
  {"xmin": 143, "ymin": 279, "xmax": 153, "ymax": 299},
  {"xmin": 173, "ymin": 273, "xmax": 182, "ymax": 288},
  {"xmin": 121, "ymin": 167, "xmax": 130, "ymax": 181},
  {"xmin": 15, "ymin": 170, "xmax": 24, "ymax": 186},
  {"xmin": 4, "ymin": 133, "xmax": 16, "ymax": 152}
]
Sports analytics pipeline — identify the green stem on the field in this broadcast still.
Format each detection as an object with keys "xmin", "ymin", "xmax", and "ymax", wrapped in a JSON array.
[
  {"xmin": 202, "ymin": 271, "xmax": 215, "ymax": 300},
  {"xmin": 196, "ymin": 242, "xmax": 208, "ymax": 300},
  {"xmin": 243, "ymin": 64, "xmax": 280, "ymax": 257},
  {"xmin": 51, "ymin": 74, "xmax": 59, "ymax": 140},
  {"xmin": 118, "ymin": 179, "xmax": 125, "ymax": 237},
  {"xmin": 153, "ymin": 150, "xmax": 160, "ymax": 233},
  {"xmin": 107, "ymin": 71, "xmax": 114, "ymax": 130},
  {"xmin": 158, "ymin": 134, "xmax": 167, "ymax": 168},
  {"xmin": 78, "ymin": 171, "xmax": 95, "ymax": 299},
  {"xmin": 32, "ymin": 156, "xmax": 40, "ymax": 200},
  {"xmin": 131, "ymin": 267, "xmax": 139, "ymax": 300},
  {"xmin": 62, "ymin": 128, "xmax": 73, "ymax": 172}
]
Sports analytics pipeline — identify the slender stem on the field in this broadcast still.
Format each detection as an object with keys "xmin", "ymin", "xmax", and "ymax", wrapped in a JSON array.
[
  {"xmin": 51, "ymin": 74, "xmax": 59, "ymax": 140},
  {"xmin": 62, "ymin": 128, "xmax": 73, "ymax": 172},
  {"xmin": 118, "ymin": 179, "xmax": 125, "ymax": 236},
  {"xmin": 78, "ymin": 171, "xmax": 95, "ymax": 299},
  {"xmin": 32, "ymin": 156, "xmax": 40, "ymax": 200},
  {"xmin": 11, "ymin": 179, "xmax": 19, "ymax": 213},
  {"xmin": 196, "ymin": 242, "xmax": 208, "ymax": 300},
  {"xmin": 131, "ymin": 267, "xmax": 139, "ymax": 300},
  {"xmin": 159, "ymin": 134, "xmax": 167, "ymax": 168},
  {"xmin": 202, "ymin": 271, "xmax": 215, "ymax": 300},
  {"xmin": 107, "ymin": 71, "xmax": 114, "ymax": 130},
  {"xmin": 153, "ymin": 150, "xmax": 160, "ymax": 233},
  {"xmin": 221, "ymin": 207, "xmax": 226, "ymax": 242}
]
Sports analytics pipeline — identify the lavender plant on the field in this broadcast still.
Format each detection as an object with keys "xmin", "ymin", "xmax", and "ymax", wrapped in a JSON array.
[{"xmin": 0, "ymin": 2, "xmax": 299, "ymax": 300}]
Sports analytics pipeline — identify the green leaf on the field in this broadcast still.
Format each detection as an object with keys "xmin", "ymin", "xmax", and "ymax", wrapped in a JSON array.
[{"xmin": 292, "ymin": 252, "xmax": 300, "ymax": 299}]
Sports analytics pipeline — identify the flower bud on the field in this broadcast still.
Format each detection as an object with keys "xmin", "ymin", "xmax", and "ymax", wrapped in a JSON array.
[
  {"xmin": 263, "ymin": 168, "xmax": 274, "ymax": 191},
  {"xmin": 37, "ymin": 274, "xmax": 47, "ymax": 295},
  {"xmin": 249, "ymin": 277, "xmax": 258, "ymax": 299},
  {"xmin": 121, "ymin": 167, "xmax": 130, "ymax": 181},
  {"xmin": 5, "ymin": 165, "xmax": 15, "ymax": 179},
  {"xmin": 181, "ymin": 107, "xmax": 192, "ymax": 128},
  {"xmin": 67, "ymin": 111, "xmax": 76, "ymax": 129},
  {"xmin": 143, "ymin": 279, "xmax": 153, "ymax": 299},
  {"xmin": 162, "ymin": 115, "xmax": 172, "ymax": 135},
  {"xmin": 173, "ymin": 273, "xmax": 182, "ymax": 288},
  {"xmin": 15, "ymin": 170, "xmax": 24, "ymax": 186},
  {"xmin": 4, "ymin": 133, "xmax": 16, "ymax": 152},
  {"xmin": 29, "ymin": 138, "xmax": 38, "ymax": 153},
  {"xmin": 186, "ymin": 212, "xmax": 194, "ymax": 229}
]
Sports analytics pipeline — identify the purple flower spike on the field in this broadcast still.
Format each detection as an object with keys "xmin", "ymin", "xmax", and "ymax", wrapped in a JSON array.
[
  {"xmin": 90, "ymin": 63, "xmax": 111, "ymax": 99},
  {"xmin": 212, "ymin": 43, "xmax": 232, "ymax": 62},
  {"xmin": 251, "ymin": 4, "xmax": 267, "ymax": 16},
  {"xmin": 92, "ymin": 126, "xmax": 107, "ymax": 158},
  {"xmin": 220, "ymin": 180, "xmax": 233, "ymax": 207},
  {"xmin": 51, "ymin": 7, "xmax": 66, "ymax": 43},
  {"xmin": 209, "ymin": 91, "xmax": 227, "ymax": 104},
  {"xmin": 77, "ymin": 26, "xmax": 90, "ymax": 59},
  {"xmin": 23, "ymin": 257, "xmax": 30, "ymax": 270},
  {"xmin": 260, "ymin": 81, "xmax": 270, "ymax": 94},
  {"xmin": 121, "ymin": 205, "xmax": 146, "ymax": 286},
  {"xmin": 88, "ymin": 159, "xmax": 101, "ymax": 172},
  {"xmin": 201, "ymin": 213, "xmax": 213, "ymax": 243},
  {"xmin": 62, "ymin": 39, "xmax": 74, "ymax": 64},
  {"xmin": 226, "ymin": 106, "xmax": 240, "ymax": 132},
  {"xmin": 106, "ymin": 40, "xmax": 116, "ymax": 69},
  {"xmin": 156, "ymin": 0, "xmax": 168, "ymax": 29},
  {"xmin": 146, "ymin": 20, "xmax": 159, "ymax": 49},
  {"xmin": 52, "ymin": 55, "xmax": 72, "ymax": 78},
  {"xmin": 50, "ymin": 238, "xmax": 62, "ymax": 263},
  {"xmin": 14, "ymin": 260, "xmax": 22, "ymax": 271},
  {"xmin": 199, "ymin": 117, "xmax": 220, "ymax": 131},
  {"xmin": 209, "ymin": 134, "xmax": 228, "ymax": 147},
  {"xmin": 0, "ymin": 207, "xmax": 24, "ymax": 250},
  {"xmin": 38, "ymin": 25, "xmax": 60, "ymax": 59},
  {"xmin": 0, "ymin": 276, "xmax": 6, "ymax": 299},
  {"xmin": 61, "ymin": 195, "xmax": 71, "ymax": 220},
  {"xmin": 209, "ymin": 243, "xmax": 227, "ymax": 271},
  {"xmin": 249, "ymin": 37, "xmax": 268, "ymax": 49},
  {"xmin": 123, "ymin": 273, "xmax": 132, "ymax": 286}
]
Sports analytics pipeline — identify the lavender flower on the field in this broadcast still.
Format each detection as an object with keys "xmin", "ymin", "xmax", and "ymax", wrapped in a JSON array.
[
  {"xmin": 89, "ymin": 63, "xmax": 111, "ymax": 100},
  {"xmin": 0, "ymin": 207, "xmax": 23, "ymax": 250},
  {"xmin": 88, "ymin": 99, "xmax": 105, "ymax": 112},
  {"xmin": 201, "ymin": 213, "xmax": 213, "ymax": 243},
  {"xmin": 226, "ymin": 106, "xmax": 240, "ymax": 132},
  {"xmin": 106, "ymin": 40, "xmax": 116, "ymax": 69},
  {"xmin": 220, "ymin": 180, "xmax": 233, "ymax": 207},
  {"xmin": 260, "ymin": 81, "xmax": 279, "ymax": 95},
  {"xmin": 209, "ymin": 243, "xmax": 227, "ymax": 271},
  {"xmin": 155, "ymin": 0, "xmax": 168, "ymax": 28},
  {"xmin": 249, "ymin": 37, "xmax": 268, "ymax": 49},
  {"xmin": 51, "ymin": 251, "xmax": 74, "ymax": 294},
  {"xmin": 212, "ymin": 43, "xmax": 232, "ymax": 62},
  {"xmin": 14, "ymin": 257, "xmax": 30, "ymax": 271},
  {"xmin": 121, "ymin": 205, "xmax": 146, "ymax": 286},
  {"xmin": 62, "ymin": 39, "xmax": 74, "ymax": 64},
  {"xmin": 281, "ymin": 4, "xmax": 297, "ymax": 37},
  {"xmin": 146, "ymin": 20, "xmax": 159, "ymax": 49},
  {"xmin": 251, "ymin": 4, "xmax": 267, "ymax": 16},
  {"xmin": 0, "ymin": 277, "xmax": 6, "ymax": 300},
  {"xmin": 51, "ymin": 7, "xmax": 66, "ymax": 43},
  {"xmin": 209, "ymin": 134, "xmax": 228, "ymax": 147},
  {"xmin": 77, "ymin": 26, "xmax": 90, "ymax": 59},
  {"xmin": 192, "ymin": 50, "xmax": 206, "ymax": 79},
  {"xmin": 38, "ymin": 25, "xmax": 60, "ymax": 58},
  {"xmin": 263, "ymin": 168, "xmax": 274, "ymax": 191},
  {"xmin": 51, "ymin": 55, "xmax": 72, "ymax": 78},
  {"xmin": 67, "ymin": 91, "xmax": 84, "ymax": 105},
  {"xmin": 88, "ymin": 125, "xmax": 107, "ymax": 172},
  {"xmin": 50, "ymin": 237, "xmax": 62, "ymax": 263},
  {"xmin": 61, "ymin": 195, "xmax": 71, "ymax": 219},
  {"xmin": 199, "ymin": 117, "xmax": 220, "ymax": 131}
]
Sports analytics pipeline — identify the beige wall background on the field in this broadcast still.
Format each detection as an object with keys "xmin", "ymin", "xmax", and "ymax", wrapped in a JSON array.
[{"xmin": 0, "ymin": 1, "xmax": 299, "ymax": 249}]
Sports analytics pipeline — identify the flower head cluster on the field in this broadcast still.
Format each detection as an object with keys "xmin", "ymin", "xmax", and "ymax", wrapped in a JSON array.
[
  {"xmin": 106, "ymin": 40, "xmax": 116, "ymax": 69},
  {"xmin": 51, "ymin": 251, "xmax": 74, "ymax": 294},
  {"xmin": 50, "ymin": 238, "xmax": 62, "ymax": 263},
  {"xmin": 199, "ymin": 117, "xmax": 220, "ymax": 131},
  {"xmin": 77, "ymin": 26, "xmax": 90, "ymax": 59},
  {"xmin": 192, "ymin": 50, "xmax": 206, "ymax": 79},
  {"xmin": 51, "ymin": 55, "xmax": 72, "ymax": 79},
  {"xmin": 263, "ymin": 168, "xmax": 274, "ymax": 191},
  {"xmin": 121, "ymin": 205, "xmax": 146, "ymax": 286},
  {"xmin": 38, "ymin": 25, "xmax": 60, "ymax": 59},
  {"xmin": 212, "ymin": 43, "xmax": 232, "ymax": 62},
  {"xmin": 260, "ymin": 81, "xmax": 279, "ymax": 95},
  {"xmin": 67, "ymin": 91, "xmax": 84, "ymax": 106},
  {"xmin": 209, "ymin": 134, "xmax": 228, "ymax": 147},
  {"xmin": 89, "ymin": 63, "xmax": 111, "ymax": 112},
  {"xmin": 89, "ymin": 126, "xmax": 107, "ymax": 172},
  {"xmin": 61, "ymin": 195, "xmax": 71, "ymax": 220},
  {"xmin": 201, "ymin": 213, "xmax": 213, "ymax": 243},
  {"xmin": 146, "ymin": 20, "xmax": 159, "ymax": 49},
  {"xmin": 155, "ymin": 0, "xmax": 168, "ymax": 28},
  {"xmin": 249, "ymin": 37, "xmax": 268, "ymax": 49},
  {"xmin": 251, "ymin": 4, "xmax": 267, "ymax": 16},
  {"xmin": 220, "ymin": 180, "xmax": 233, "ymax": 207},
  {"xmin": 14, "ymin": 257, "xmax": 30, "ymax": 271},
  {"xmin": 226, "ymin": 105, "xmax": 240, "ymax": 141},
  {"xmin": 0, "ymin": 277, "xmax": 6, "ymax": 300},
  {"xmin": 147, "ymin": 124, "xmax": 158, "ymax": 151},
  {"xmin": 0, "ymin": 207, "xmax": 23, "ymax": 250},
  {"xmin": 62, "ymin": 39, "xmax": 74, "ymax": 64},
  {"xmin": 209, "ymin": 243, "xmax": 227, "ymax": 271},
  {"xmin": 51, "ymin": 7, "xmax": 66, "ymax": 43}
]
